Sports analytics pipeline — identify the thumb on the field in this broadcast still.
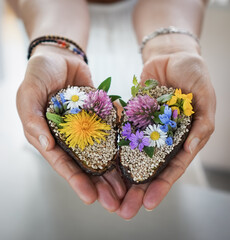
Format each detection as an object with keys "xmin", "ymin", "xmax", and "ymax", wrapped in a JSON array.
[
  {"xmin": 183, "ymin": 116, "xmax": 215, "ymax": 154},
  {"xmin": 16, "ymin": 82, "xmax": 55, "ymax": 152}
]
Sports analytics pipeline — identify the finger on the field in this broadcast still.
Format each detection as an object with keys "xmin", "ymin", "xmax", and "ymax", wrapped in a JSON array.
[
  {"xmin": 183, "ymin": 91, "xmax": 216, "ymax": 154},
  {"xmin": 25, "ymin": 131, "xmax": 98, "ymax": 204},
  {"xmin": 17, "ymin": 83, "xmax": 56, "ymax": 151},
  {"xmin": 116, "ymin": 184, "xmax": 148, "ymax": 220},
  {"xmin": 71, "ymin": 60, "xmax": 94, "ymax": 88},
  {"xmin": 143, "ymin": 142, "xmax": 207, "ymax": 210},
  {"xmin": 92, "ymin": 176, "xmax": 120, "ymax": 212},
  {"xmin": 112, "ymin": 101, "xmax": 123, "ymax": 120},
  {"xmin": 103, "ymin": 169, "xmax": 127, "ymax": 199}
]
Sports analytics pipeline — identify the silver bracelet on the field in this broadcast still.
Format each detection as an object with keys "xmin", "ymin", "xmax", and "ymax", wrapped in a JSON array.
[{"xmin": 139, "ymin": 26, "xmax": 200, "ymax": 53}]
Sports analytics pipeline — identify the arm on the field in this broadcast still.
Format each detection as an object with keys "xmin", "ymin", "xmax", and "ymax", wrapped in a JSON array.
[
  {"xmin": 116, "ymin": 0, "xmax": 216, "ymax": 219},
  {"xmin": 8, "ymin": 0, "xmax": 90, "ymax": 49},
  {"xmin": 133, "ymin": 0, "xmax": 206, "ymax": 61},
  {"xmin": 10, "ymin": 0, "xmax": 126, "ymax": 211}
]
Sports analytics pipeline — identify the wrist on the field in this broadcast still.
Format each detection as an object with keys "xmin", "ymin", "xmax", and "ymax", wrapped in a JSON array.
[
  {"xmin": 29, "ymin": 42, "xmax": 87, "ymax": 64},
  {"xmin": 142, "ymin": 34, "xmax": 201, "ymax": 63}
]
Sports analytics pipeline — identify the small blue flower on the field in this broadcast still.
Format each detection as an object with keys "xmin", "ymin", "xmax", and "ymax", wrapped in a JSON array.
[
  {"xmin": 70, "ymin": 108, "xmax": 81, "ymax": 114},
  {"xmin": 166, "ymin": 137, "xmax": 173, "ymax": 146},
  {"xmin": 164, "ymin": 105, "xmax": 172, "ymax": 118},
  {"xmin": 52, "ymin": 97, "xmax": 63, "ymax": 114},
  {"xmin": 160, "ymin": 124, "xmax": 168, "ymax": 132},
  {"xmin": 169, "ymin": 120, "xmax": 177, "ymax": 128},
  {"xmin": 159, "ymin": 114, "xmax": 170, "ymax": 124},
  {"xmin": 59, "ymin": 93, "xmax": 66, "ymax": 103},
  {"xmin": 59, "ymin": 93, "xmax": 68, "ymax": 111},
  {"xmin": 51, "ymin": 97, "xmax": 59, "ymax": 105}
]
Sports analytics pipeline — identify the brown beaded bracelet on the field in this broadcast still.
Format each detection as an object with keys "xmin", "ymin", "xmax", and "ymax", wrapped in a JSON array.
[{"xmin": 28, "ymin": 35, "xmax": 88, "ymax": 64}]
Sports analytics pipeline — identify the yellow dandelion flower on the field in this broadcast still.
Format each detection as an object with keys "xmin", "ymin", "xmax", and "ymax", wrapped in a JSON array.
[{"xmin": 59, "ymin": 110, "xmax": 111, "ymax": 151}]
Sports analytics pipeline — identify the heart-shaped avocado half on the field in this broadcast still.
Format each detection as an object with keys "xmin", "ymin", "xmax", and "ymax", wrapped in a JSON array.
[
  {"xmin": 118, "ymin": 77, "xmax": 193, "ymax": 184},
  {"xmin": 46, "ymin": 78, "xmax": 119, "ymax": 175}
]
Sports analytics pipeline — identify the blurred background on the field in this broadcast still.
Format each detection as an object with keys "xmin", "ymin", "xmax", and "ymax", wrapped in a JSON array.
[{"xmin": 0, "ymin": 0, "xmax": 230, "ymax": 240}]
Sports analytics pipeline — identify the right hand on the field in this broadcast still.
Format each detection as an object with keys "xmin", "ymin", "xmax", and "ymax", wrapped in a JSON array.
[{"xmin": 16, "ymin": 46, "xmax": 126, "ymax": 211}]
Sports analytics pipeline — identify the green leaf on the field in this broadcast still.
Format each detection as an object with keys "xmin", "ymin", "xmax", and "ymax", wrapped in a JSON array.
[
  {"xmin": 133, "ymin": 75, "xmax": 138, "ymax": 86},
  {"xmin": 131, "ymin": 86, "xmax": 136, "ymax": 97},
  {"xmin": 153, "ymin": 111, "xmax": 161, "ymax": 118},
  {"xmin": 131, "ymin": 85, "xmax": 140, "ymax": 97},
  {"xmin": 109, "ymin": 95, "xmax": 121, "ymax": 102},
  {"xmin": 119, "ymin": 99, "xmax": 127, "ymax": 107},
  {"xmin": 143, "ymin": 146, "xmax": 155, "ymax": 158},
  {"xmin": 97, "ymin": 77, "xmax": 111, "ymax": 93},
  {"xmin": 168, "ymin": 130, "xmax": 174, "ymax": 137},
  {"xmin": 143, "ymin": 79, "xmax": 158, "ymax": 90},
  {"xmin": 153, "ymin": 111, "xmax": 161, "ymax": 124},
  {"xmin": 118, "ymin": 139, "xmax": 130, "ymax": 146},
  {"xmin": 157, "ymin": 94, "xmax": 173, "ymax": 103},
  {"xmin": 160, "ymin": 105, "xmax": 165, "ymax": 114},
  {"xmin": 46, "ymin": 112, "xmax": 64, "ymax": 127},
  {"xmin": 153, "ymin": 117, "xmax": 161, "ymax": 124}
]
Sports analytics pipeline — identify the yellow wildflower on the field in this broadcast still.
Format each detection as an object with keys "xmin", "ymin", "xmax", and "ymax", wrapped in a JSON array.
[
  {"xmin": 167, "ymin": 96, "xmax": 178, "ymax": 106},
  {"xmin": 59, "ymin": 110, "xmax": 111, "ymax": 151},
  {"xmin": 183, "ymin": 99, "xmax": 194, "ymax": 116},
  {"xmin": 167, "ymin": 88, "xmax": 194, "ymax": 116},
  {"xmin": 174, "ymin": 88, "xmax": 183, "ymax": 98},
  {"xmin": 185, "ymin": 93, "xmax": 193, "ymax": 102},
  {"xmin": 175, "ymin": 88, "xmax": 193, "ymax": 102}
]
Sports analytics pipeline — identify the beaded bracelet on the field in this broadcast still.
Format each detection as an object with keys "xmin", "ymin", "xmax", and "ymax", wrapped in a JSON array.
[
  {"xmin": 28, "ymin": 35, "xmax": 88, "ymax": 64},
  {"xmin": 140, "ymin": 26, "xmax": 200, "ymax": 53}
]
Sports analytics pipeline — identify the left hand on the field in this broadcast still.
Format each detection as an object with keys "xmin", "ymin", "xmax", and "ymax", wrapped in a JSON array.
[{"xmin": 116, "ymin": 36, "xmax": 216, "ymax": 219}]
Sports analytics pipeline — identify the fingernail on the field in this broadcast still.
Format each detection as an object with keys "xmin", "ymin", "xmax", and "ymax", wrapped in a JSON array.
[
  {"xmin": 145, "ymin": 208, "xmax": 153, "ymax": 212},
  {"xmin": 189, "ymin": 137, "xmax": 200, "ymax": 153},
  {"xmin": 39, "ymin": 135, "xmax": 48, "ymax": 150}
]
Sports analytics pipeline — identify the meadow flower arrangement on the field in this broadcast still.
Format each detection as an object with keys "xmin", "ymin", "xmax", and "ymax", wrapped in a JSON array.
[
  {"xmin": 119, "ymin": 76, "xmax": 194, "ymax": 183},
  {"xmin": 46, "ymin": 75, "xmax": 195, "ymax": 181},
  {"xmin": 46, "ymin": 78, "xmax": 120, "ymax": 175}
]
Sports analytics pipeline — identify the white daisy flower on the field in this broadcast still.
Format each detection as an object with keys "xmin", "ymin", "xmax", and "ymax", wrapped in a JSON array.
[
  {"xmin": 64, "ymin": 87, "xmax": 87, "ymax": 110},
  {"xmin": 144, "ymin": 124, "xmax": 167, "ymax": 148}
]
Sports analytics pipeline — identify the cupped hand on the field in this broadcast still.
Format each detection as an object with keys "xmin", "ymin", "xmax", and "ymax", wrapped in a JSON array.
[
  {"xmin": 116, "ymin": 41, "xmax": 216, "ymax": 219},
  {"xmin": 16, "ymin": 47, "xmax": 126, "ymax": 211}
]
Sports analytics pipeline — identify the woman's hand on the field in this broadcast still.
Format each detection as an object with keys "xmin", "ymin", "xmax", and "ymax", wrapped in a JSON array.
[
  {"xmin": 16, "ymin": 47, "xmax": 126, "ymax": 211},
  {"xmin": 116, "ymin": 35, "xmax": 216, "ymax": 219}
]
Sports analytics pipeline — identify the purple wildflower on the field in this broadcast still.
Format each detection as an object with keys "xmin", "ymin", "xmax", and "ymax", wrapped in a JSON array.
[
  {"xmin": 121, "ymin": 122, "xmax": 132, "ymax": 139},
  {"xmin": 172, "ymin": 109, "xmax": 178, "ymax": 119},
  {"xmin": 129, "ymin": 130, "xmax": 149, "ymax": 151},
  {"xmin": 83, "ymin": 90, "xmax": 113, "ymax": 119},
  {"xmin": 125, "ymin": 95, "xmax": 159, "ymax": 129}
]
